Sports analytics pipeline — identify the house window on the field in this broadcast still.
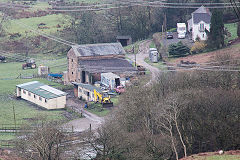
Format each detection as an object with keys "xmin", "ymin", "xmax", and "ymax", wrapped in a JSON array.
[
  {"xmin": 18, "ymin": 88, "xmax": 21, "ymax": 92},
  {"xmin": 39, "ymin": 97, "xmax": 42, "ymax": 101},
  {"xmin": 28, "ymin": 92, "xmax": 31, "ymax": 96},
  {"xmin": 23, "ymin": 90, "xmax": 26, "ymax": 94},
  {"xmin": 72, "ymin": 59, "xmax": 73, "ymax": 62},
  {"xmin": 45, "ymin": 99, "xmax": 48, "ymax": 103},
  {"xmin": 34, "ymin": 95, "xmax": 36, "ymax": 98},
  {"xmin": 72, "ymin": 72, "xmax": 73, "ymax": 75},
  {"xmin": 203, "ymin": 34, "xmax": 204, "ymax": 38},
  {"xmin": 199, "ymin": 23, "xmax": 205, "ymax": 32}
]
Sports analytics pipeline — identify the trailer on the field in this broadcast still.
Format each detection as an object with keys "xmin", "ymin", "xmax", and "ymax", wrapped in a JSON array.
[{"xmin": 149, "ymin": 48, "xmax": 159, "ymax": 63}]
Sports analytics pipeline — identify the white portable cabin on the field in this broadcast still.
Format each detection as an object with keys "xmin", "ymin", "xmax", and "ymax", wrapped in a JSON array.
[
  {"xmin": 101, "ymin": 72, "xmax": 120, "ymax": 90},
  {"xmin": 149, "ymin": 48, "xmax": 159, "ymax": 63}
]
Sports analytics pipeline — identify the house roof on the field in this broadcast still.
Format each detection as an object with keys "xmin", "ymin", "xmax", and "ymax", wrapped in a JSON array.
[
  {"xmin": 193, "ymin": 13, "xmax": 211, "ymax": 24},
  {"xmin": 72, "ymin": 82, "xmax": 102, "ymax": 93},
  {"xmin": 72, "ymin": 43, "xmax": 126, "ymax": 57},
  {"xmin": 192, "ymin": 5, "xmax": 211, "ymax": 15},
  {"xmin": 116, "ymin": 35, "xmax": 131, "ymax": 40},
  {"xmin": 78, "ymin": 58, "xmax": 137, "ymax": 73},
  {"xmin": 17, "ymin": 81, "xmax": 67, "ymax": 99}
]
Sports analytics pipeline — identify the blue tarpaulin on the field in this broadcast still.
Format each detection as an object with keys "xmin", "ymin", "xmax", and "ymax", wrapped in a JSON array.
[{"xmin": 48, "ymin": 74, "xmax": 63, "ymax": 78}]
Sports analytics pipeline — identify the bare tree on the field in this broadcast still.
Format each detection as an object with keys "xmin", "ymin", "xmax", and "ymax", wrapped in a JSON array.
[{"xmin": 16, "ymin": 123, "xmax": 65, "ymax": 160}]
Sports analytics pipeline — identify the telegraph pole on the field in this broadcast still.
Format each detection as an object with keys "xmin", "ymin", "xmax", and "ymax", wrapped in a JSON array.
[
  {"xmin": 12, "ymin": 102, "xmax": 16, "ymax": 130},
  {"xmin": 133, "ymin": 46, "xmax": 136, "ymax": 67}
]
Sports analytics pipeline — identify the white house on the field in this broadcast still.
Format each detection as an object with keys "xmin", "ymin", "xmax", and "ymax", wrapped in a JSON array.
[
  {"xmin": 16, "ymin": 81, "xmax": 67, "ymax": 110},
  {"xmin": 188, "ymin": 6, "xmax": 211, "ymax": 41}
]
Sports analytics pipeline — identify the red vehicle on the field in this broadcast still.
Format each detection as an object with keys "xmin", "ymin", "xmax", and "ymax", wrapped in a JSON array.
[{"xmin": 115, "ymin": 86, "xmax": 125, "ymax": 94}]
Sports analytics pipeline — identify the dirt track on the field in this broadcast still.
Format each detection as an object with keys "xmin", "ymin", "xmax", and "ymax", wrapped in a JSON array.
[
  {"xmin": 127, "ymin": 40, "xmax": 160, "ymax": 84},
  {"xmin": 62, "ymin": 92, "xmax": 104, "ymax": 132}
]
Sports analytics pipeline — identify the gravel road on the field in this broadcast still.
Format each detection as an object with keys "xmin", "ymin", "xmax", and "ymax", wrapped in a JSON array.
[
  {"xmin": 127, "ymin": 40, "xmax": 160, "ymax": 84},
  {"xmin": 62, "ymin": 93, "xmax": 104, "ymax": 132}
]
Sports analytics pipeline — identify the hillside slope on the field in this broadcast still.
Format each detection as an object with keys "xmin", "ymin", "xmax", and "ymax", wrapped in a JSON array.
[{"xmin": 180, "ymin": 150, "xmax": 240, "ymax": 160}]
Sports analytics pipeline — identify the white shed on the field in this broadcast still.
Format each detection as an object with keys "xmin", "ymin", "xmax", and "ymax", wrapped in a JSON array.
[{"xmin": 101, "ymin": 72, "xmax": 120, "ymax": 90}]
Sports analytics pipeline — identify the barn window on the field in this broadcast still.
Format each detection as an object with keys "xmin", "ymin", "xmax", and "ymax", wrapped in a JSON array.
[
  {"xmin": 39, "ymin": 97, "xmax": 42, "ymax": 101},
  {"xmin": 28, "ymin": 92, "xmax": 31, "ymax": 96},
  {"xmin": 23, "ymin": 90, "xmax": 26, "ymax": 94}
]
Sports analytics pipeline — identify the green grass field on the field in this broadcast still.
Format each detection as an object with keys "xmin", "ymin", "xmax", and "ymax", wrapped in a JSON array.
[
  {"xmin": 0, "ymin": 55, "xmax": 69, "ymax": 140},
  {"xmin": 26, "ymin": 2, "xmax": 51, "ymax": 12},
  {"xmin": 225, "ymin": 23, "xmax": 238, "ymax": 41},
  {"xmin": 5, "ymin": 14, "xmax": 70, "ymax": 37}
]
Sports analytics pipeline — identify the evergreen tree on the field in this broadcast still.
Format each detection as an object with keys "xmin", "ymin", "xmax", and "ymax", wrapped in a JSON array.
[{"xmin": 207, "ymin": 9, "xmax": 225, "ymax": 49}]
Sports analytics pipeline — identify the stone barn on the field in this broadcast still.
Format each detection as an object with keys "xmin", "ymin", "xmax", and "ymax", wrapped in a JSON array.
[{"xmin": 64, "ymin": 43, "xmax": 136, "ymax": 85}]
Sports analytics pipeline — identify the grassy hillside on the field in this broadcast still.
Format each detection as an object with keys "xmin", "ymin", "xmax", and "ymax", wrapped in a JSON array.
[
  {"xmin": 225, "ymin": 23, "xmax": 238, "ymax": 41},
  {"xmin": 183, "ymin": 154, "xmax": 240, "ymax": 160},
  {"xmin": 6, "ymin": 14, "xmax": 70, "ymax": 37}
]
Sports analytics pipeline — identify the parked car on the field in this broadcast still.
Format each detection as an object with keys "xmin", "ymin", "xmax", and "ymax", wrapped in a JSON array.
[{"xmin": 167, "ymin": 32, "xmax": 174, "ymax": 39}]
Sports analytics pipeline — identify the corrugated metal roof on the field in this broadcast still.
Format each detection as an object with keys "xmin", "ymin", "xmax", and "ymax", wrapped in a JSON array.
[
  {"xmin": 72, "ymin": 82, "xmax": 102, "ymax": 93},
  {"xmin": 72, "ymin": 43, "xmax": 126, "ymax": 57},
  {"xmin": 17, "ymin": 81, "xmax": 67, "ymax": 99}
]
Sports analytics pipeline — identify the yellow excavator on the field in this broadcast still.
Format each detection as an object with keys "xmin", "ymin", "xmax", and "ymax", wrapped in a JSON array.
[{"xmin": 94, "ymin": 89, "xmax": 113, "ymax": 108}]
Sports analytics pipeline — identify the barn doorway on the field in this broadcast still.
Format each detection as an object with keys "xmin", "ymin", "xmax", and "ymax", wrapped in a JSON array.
[
  {"xmin": 115, "ymin": 78, "xmax": 120, "ymax": 87},
  {"xmin": 82, "ymin": 71, "xmax": 86, "ymax": 83},
  {"xmin": 119, "ymin": 39, "xmax": 128, "ymax": 46}
]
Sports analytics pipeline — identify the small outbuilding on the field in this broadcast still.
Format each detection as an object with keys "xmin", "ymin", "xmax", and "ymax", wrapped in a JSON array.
[
  {"xmin": 16, "ymin": 81, "xmax": 67, "ymax": 110},
  {"xmin": 116, "ymin": 35, "xmax": 132, "ymax": 46},
  {"xmin": 101, "ymin": 72, "xmax": 120, "ymax": 90},
  {"xmin": 72, "ymin": 82, "xmax": 102, "ymax": 101}
]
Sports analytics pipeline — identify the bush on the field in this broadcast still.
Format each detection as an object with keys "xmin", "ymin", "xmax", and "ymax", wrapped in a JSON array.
[
  {"xmin": 191, "ymin": 41, "xmax": 207, "ymax": 54},
  {"xmin": 167, "ymin": 28, "xmax": 177, "ymax": 32},
  {"xmin": 168, "ymin": 41, "xmax": 190, "ymax": 56}
]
